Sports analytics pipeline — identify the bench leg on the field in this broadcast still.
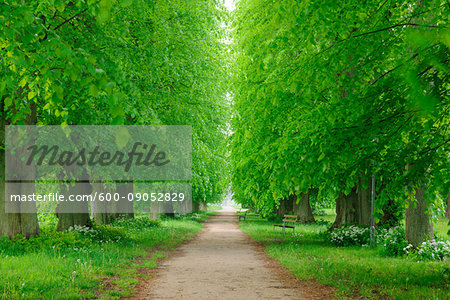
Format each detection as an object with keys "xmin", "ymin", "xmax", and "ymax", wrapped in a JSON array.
[
  {"xmin": 282, "ymin": 226, "xmax": 285, "ymax": 235},
  {"xmin": 293, "ymin": 227, "xmax": 295, "ymax": 234}
]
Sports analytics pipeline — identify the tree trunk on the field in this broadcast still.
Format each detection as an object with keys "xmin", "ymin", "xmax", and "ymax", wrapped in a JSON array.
[
  {"xmin": 0, "ymin": 102, "xmax": 40, "ymax": 238},
  {"xmin": 331, "ymin": 185, "xmax": 359, "ymax": 228},
  {"xmin": 292, "ymin": 191, "xmax": 315, "ymax": 223},
  {"xmin": 114, "ymin": 181, "xmax": 134, "ymax": 219},
  {"xmin": 199, "ymin": 201, "xmax": 207, "ymax": 212},
  {"xmin": 357, "ymin": 175, "xmax": 372, "ymax": 226},
  {"xmin": 56, "ymin": 169, "xmax": 92, "ymax": 231},
  {"xmin": 331, "ymin": 192, "xmax": 345, "ymax": 229},
  {"xmin": 274, "ymin": 197, "xmax": 293, "ymax": 218},
  {"xmin": 164, "ymin": 200, "xmax": 175, "ymax": 217},
  {"xmin": 178, "ymin": 193, "xmax": 192, "ymax": 215},
  {"xmin": 342, "ymin": 185, "xmax": 359, "ymax": 224},
  {"xmin": 332, "ymin": 177, "xmax": 374, "ymax": 229},
  {"xmin": 56, "ymin": 182, "xmax": 93, "ymax": 231},
  {"xmin": 405, "ymin": 187, "xmax": 434, "ymax": 248},
  {"xmin": 150, "ymin": 200, "xmax": 162, "ymax": 219},
  {"xmin": 445, "ymin": 191, "xmax": 450, "ymax": 219},
  {"xmin": 192, "ymin": 200, "xmax": 200, "ymax": 212},
  {"xmin": 91, "ymin": 182, "xmax": 113, "ymax": 225}
]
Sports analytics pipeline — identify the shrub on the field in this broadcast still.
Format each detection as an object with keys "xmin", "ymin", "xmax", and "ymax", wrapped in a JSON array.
[
  {"xmin": 68, "ymin": 224, "xmax": 127, "ymax": 243},
  {"xmin": 377, "ymin": 227, "xmax": 408, "ymax": 257},
  {"xmin": 377, "ymin": 199, "xmax": 404, "ymax": 229},
  {"xmin": 312, "ymin": 209, "xmax": 326, "ymax": 216},
  {"xmin": 328, "ymin": 225, "xmax": 370, "ymax": 247},
  {"xmin": 267, "ymin": 214, "xmax": 282, "ymax": 222},
  {"xmin": 406, "ymin": 239, "xmax": 450, "ymax": 261},
  {"xmin": 111, "ymin": 217, "xmax": 161, "ymax": 230},
  {"xmin": 315, "ymin": 219, "xmax": 332, "ymax": 227},
  {"xmin": 0, "ymin": 231, "xmax": 88, "ymax": 255}
]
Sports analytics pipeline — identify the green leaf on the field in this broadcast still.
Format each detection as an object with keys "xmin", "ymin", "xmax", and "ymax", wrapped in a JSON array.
[
  {"xmin": 318, "ymin": 153, "xmax": 325, "ymax": 161},
  {"xmin": 89, "ymin": 84, "xmax": 99, "ymax": 97},
  {"xmin": 27, "ymin": 91, "xmax": 36, "ymax": 100},
  {"xmin": 111, "ymin": 116, "xmax": 124, "ymax": 125},
  {"xmin": 121, "ymin": 0, "xmax": 133, "ymax": 7},
  {"xmin": 4, "ymin": 97, "xmax": 12, "ymax": 108},
  {"xmin": 19, "ymin": 77, "xmax": 27, "ymax": 88}
]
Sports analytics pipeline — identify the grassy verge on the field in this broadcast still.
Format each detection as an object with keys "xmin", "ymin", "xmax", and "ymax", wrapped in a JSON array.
[
  {"xmin": 239, "ymin": 212, "xmax": 450, "ymax": 299},
  {"xmin": 0, "ymin": 212, "xmax": 213, "ymax": 299},
  {"xmin": 207, "ymin": 204, "xmax": 223, "ymax": 211}
]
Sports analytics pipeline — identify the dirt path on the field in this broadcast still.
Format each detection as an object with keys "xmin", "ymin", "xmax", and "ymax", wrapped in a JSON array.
[{"xmin": 136, "ymin": 207, "xmax": 305, "ymax": 299}]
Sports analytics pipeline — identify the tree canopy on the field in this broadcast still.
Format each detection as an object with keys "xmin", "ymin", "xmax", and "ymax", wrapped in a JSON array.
[
  {"xmin": 231, "ymin": 0, "xmax": 449, "ymax": 219},
  {"xmin": 1, "ymin": 0, "xmax": 229, "ymax": 237}
]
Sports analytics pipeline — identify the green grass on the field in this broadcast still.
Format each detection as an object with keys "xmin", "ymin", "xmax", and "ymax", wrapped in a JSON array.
[
  {"xmin": 316, "ymin": 208, "xmax": 336, "ymax": 223},
  {"xmin": 435, "ymin": 216, "xmax": 450, "ymax": 240},
  {"xmin": 207, "ymin": 203, "xmax": 223, "ymax": 211},
  {"xmin": 239, "ymin": 213, "xmax": 450, "ymax": 299},
  {"xmin": 0, "ymin": 213, "xmax": 212, "ymax": 299}
]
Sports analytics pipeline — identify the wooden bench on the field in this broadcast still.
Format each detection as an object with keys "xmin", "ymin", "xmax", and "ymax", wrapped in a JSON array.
[
  {"xmin": 273, "ymin": 215, "xmax": 298, "ymax": 234},
  {"xmin": 237, "ymin": 209, "xmax": 249, "ymax": 221}
]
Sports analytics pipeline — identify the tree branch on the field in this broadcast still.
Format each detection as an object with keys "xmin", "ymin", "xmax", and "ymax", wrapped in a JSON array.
[{"xmin": 53, "ymin": 8, "xmax": 88, "ymax": 31}]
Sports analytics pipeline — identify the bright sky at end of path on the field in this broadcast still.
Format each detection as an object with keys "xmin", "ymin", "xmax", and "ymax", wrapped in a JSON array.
[{"xmin": 224, "ymin": 0, "xmax": 235, "ymax": 11}]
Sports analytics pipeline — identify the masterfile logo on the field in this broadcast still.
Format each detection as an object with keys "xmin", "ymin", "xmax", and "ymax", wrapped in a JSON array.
[
  {"xmin": 4, "ymin": 125, "xmax": 192, "ymax": 214},
  {"xmin": 5, "ymin": 125, "xmax": 191, "ymax": 181}
]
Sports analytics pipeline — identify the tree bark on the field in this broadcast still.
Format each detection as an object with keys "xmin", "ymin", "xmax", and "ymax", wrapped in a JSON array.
[
  {"xmin": 0, "ymin": 102, "xmax": 40, "ymax": 238},
  {"xmin": 91, "ymin": 182, "xmax": 113, "ymax": 225},
  {"xmin": 192, "ymin": 200, "xmax": 200, "ymax": 212},
  {"xmin": 274, "ymin": 197, "xmax": 293, "ymax": 218},
  {"xmin": 114, "ymin": 181, "xmax": 134, "ymax": 219},
  {"xmin": 150, "ymin": 200, "xmax": 162, "ymax": 219},
  {"xmin": 342, "ymin": 185, "xmax": 359, "ymax": 224},
  {"xmin": 357, "ymin": 175, "xmax": 372, "ymax": 226},
  {"xmin": 56, "ymin": 169, "xmax": 92, "ymax": 231},
  {"xmin": 292, "ymin": 191, "xmax": 315, "ymax": 223},
  {"xmin": 163, "ymin": 199, "xmax": 175, "ymax": 217},
  {"xmin": 331, "ymin": 185, "xmax": 359, "ymax": 229},
  {"xmin": 331, "ymin": 192, "xmax": 344, "ymax": 229},
  {"xmin": 332, "ymin": 176, "xmax": 374, "ymax": 229},
  {"xmin": 405, "ymin": 187, "xmax": 434, "ymax": 247}
]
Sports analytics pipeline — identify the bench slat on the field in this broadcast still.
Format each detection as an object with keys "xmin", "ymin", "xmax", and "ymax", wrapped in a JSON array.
[{"xmin": 273, "ymin": 214, "xmax": 298, "ymax": 235}]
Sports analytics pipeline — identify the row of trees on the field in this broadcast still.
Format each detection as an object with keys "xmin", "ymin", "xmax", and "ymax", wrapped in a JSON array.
[
  {"xmin": 231, "ymin": 0, "xmax": 449, "ymax": 246},
  {"xmin": 0, "ymin": 0, "xmax": 229, "ymax": 237}
]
